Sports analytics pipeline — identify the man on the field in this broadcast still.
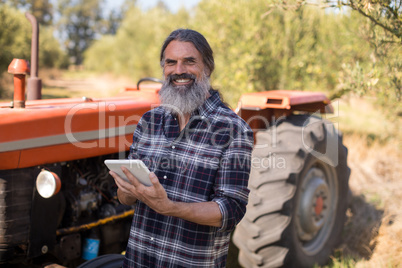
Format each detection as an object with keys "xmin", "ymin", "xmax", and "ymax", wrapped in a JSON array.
[{"xmin": 110, "ymin": 29, "xmax": 253, "ymax": 268}]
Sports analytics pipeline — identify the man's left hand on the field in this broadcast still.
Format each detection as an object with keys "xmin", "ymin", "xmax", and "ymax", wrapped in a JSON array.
[{"xmin": 112, "ymin": 167, "xmax": 174, "ymax": 215}]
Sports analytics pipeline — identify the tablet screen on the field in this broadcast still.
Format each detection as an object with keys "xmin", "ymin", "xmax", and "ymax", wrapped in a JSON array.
[{"xmin": 104, "ymin": 159, "xmax": 152, "ymax": 186}]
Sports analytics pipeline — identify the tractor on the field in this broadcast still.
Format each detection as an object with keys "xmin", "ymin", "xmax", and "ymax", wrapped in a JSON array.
[{"xmin": 0, "ymin": 14, "xmax": 349, "ymax": 268}]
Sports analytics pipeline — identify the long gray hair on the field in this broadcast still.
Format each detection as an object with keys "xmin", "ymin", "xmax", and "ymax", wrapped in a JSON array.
[{"xmin": 160, "ymin": 29, "xmax": 215, "ymax": 77}]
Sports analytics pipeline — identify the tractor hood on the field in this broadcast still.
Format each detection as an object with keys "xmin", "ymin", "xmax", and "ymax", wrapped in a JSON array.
[{"xmin": 0, "ymin": 88, "xmax": 160, "ymax": 170}]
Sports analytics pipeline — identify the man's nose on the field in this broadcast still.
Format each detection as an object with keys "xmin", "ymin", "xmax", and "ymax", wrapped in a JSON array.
[{"xmin": 174, "ymin": 62, "xmax": 186, "ymax": 74}]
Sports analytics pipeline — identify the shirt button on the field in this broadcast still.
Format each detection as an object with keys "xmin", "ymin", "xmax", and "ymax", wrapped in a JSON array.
[
  {"xmin": 172, "ymin": 145, "xmax": 175, "ymax": 149},
  {"xmin": 150, "ymin": 237, "xmax": 154, "ymax": 241},
  {"xmin": 163, "ymin": 175, "xmax": 167, "ymax": 179}
]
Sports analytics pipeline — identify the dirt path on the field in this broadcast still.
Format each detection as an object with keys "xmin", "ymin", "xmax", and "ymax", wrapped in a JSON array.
[
  {"xmin": 342, "ymin": 135, "xmax": 402, "ymax": 267},
  {"xmin": 42, "ymin": 72, "xmax": 136, "ymax": 98}
]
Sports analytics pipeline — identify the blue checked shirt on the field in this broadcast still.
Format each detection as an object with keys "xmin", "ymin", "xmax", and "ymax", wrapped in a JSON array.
[{"xmin": 124, "ymin": 90, "xmax": 253, "ymax": 268}]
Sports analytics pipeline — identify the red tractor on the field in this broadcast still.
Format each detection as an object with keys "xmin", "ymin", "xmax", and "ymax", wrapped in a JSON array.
[{"xmin": 0, "ymin": 15, "xmax": 349, "ymax": 268}]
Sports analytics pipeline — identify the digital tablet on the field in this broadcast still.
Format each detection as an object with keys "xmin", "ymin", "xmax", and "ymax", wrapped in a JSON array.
[{"xmin": 104, "ymin": 159, "xmax": 152, "ymax": 186}]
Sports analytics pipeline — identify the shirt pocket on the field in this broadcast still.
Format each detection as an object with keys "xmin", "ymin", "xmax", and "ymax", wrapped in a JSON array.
[{"xmin": 169, "ymin": 145, "xmax": 222, "ymax": 202}]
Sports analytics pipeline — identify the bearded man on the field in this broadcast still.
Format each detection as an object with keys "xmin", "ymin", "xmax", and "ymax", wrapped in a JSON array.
[{"xmin": 109, "ymin": 29, "xmax": 253, "ymax": 268}]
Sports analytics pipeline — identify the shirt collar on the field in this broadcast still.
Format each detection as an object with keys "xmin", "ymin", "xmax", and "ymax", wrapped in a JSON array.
[
  {"xmin": 161, "ymin": 90, "xmax": 222, "ymax": 140},
  {"xmin": 191, "ymin": 89, "xmax": 221, "ymax": 119}
]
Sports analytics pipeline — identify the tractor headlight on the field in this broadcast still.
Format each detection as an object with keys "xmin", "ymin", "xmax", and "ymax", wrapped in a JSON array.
[{"xmin": 36, "ymin": 170, "xmax": 61, "ymax": 198}]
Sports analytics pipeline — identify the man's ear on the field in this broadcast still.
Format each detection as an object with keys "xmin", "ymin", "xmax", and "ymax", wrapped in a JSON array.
[{"xmin": 205, "ymin": 68, "xmax": 211, "ymax": 78}]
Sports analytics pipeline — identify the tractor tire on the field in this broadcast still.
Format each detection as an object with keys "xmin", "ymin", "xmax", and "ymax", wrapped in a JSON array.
[{"xmin": 233, "ymin": 114, "xmax": 350, "ymax": 268}]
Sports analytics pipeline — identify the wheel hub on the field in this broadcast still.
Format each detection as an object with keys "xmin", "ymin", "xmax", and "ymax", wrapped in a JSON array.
[
  {"xmin": 315, "ymin": 195, "xmax": 324, "ymax": 216},
  {"xmin": 297, "ymin": 169, "xmax": 330, "ymax": 241}
]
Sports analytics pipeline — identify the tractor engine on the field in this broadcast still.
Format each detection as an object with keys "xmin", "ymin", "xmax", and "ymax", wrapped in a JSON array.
[
  {"xmin": 0, "ymin": 154, "xmax": 133, "ymax": 266},
  {"xmin": 61, "ymin": 158, "xmax": 120, "ymax": 227}
]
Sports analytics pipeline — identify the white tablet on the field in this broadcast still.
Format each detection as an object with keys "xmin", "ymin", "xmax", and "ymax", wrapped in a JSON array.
[{"xmin": 104, "ymin": 159, "xmax": 152, "ymax": 186}]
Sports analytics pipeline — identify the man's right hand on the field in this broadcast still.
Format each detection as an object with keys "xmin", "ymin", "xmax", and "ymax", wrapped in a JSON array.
[{"xmin": 109, "ymin": 168, "xmax": 138, "ymax": 205}]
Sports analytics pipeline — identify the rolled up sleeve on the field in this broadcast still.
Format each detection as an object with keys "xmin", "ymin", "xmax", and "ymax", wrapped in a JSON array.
[{"xmin": 213, "ymin": 129, "xmax": 253, "ymax": 232}]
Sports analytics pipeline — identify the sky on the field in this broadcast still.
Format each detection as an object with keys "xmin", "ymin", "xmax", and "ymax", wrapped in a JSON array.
[
  {"xmin": 108, "ymin": 0, "xmax": 201, "ymax": 13},
  {"xmin": 137, "ymin": 0, "xmax": 200, "ymax": 12}
]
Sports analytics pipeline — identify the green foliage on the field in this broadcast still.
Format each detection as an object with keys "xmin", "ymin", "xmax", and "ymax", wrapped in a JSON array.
[
  {"xmin": 0, "ymin": 4, "xmax": 67, "ymax": 71},
  {"xmin": 194, "ymin": 0, "xmax": 372, "ymax": 105},
  {"xmin": 39, "ymin": 26, "xmax": 69, "ymax": 68},
  {"xmin": 6, "ymin": 0, "xmax": 54, "ymax": 26},
  {"xmin": 0, "ymin": 4, "xmax": 31, "ymax": 74},
  {"xmin": 84, "ymin": 0, "xmax": 400, "ymax": 113},
  {"xmin": 84, "ymin": 5, "xmax": 191, "ymax": 80},
  {"xmin": 194, "ymin": 0, "xmax": 270, "ymax": 105},
  {"xmin": 327, "ymin": 0, "xmax": 401, "ymax": 40},
  {"xmin": 57, "ymin": 0, "xmax": 104, "ymax": 65},
  {"xmin": 0, "ymin": 4, "xmax": 30, "ymax": 98},
  {"xmin": 366, "ymin": 24, "xmax": 401, "ymax": 114},
  {"xmin": 331, "ymin": 61, "xmax": 379, "ymax": 99},
  {"xmin": 324, "ymin": 0, "xmax": 402, "ymax": 115},
  {"xmin": 0, "ymin": 4, "xmax": 67, "ymax": 97},
  {"xmin": 87, "ymin": 0, "xmax": 370, "ymax": 105}
]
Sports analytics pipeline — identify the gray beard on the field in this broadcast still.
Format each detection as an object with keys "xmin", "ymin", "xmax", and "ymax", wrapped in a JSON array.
[{"xmin": 159, "ymin": 76, "xmax": 211, "ymax": 116}]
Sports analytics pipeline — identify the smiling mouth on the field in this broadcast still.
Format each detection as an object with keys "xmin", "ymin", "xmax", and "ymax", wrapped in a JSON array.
[
  {"xmin": 174, "ymin": 78, "xmax": 193, "ymax": 85},
  {"xmin": 169, "ymin": 74, "xmax": 196, "ymax": 87}
]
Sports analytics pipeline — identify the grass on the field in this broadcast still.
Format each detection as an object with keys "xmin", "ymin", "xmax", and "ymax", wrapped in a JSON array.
[
  {"xmin": 317, "ymin": 252, "xmax": 357, "ymax": 268},
  {"xmin": 333, "ymin": 96, "xmax": 401, "ymax": 144},
  {"xmin": 331, "ymin": 96, "xmax": 402, "ymax": 268},
  {"xmin": 61, "ymin": 67, "xmax": 97, "ymax": 79},
  {"xmin": 1, "ymin": 68, "xmax": 132, "ymax": 102}
]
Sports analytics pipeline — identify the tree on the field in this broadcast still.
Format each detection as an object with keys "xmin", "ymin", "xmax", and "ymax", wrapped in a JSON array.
[
  {"xmin": 57, "ymin": 0, "xmax": 104, "ymax": 65},
  {"xmin": 102, "ymin": 9, "xmax": 123, "ymax": 35},
  {"xmin": 0, "ymin": 4, "xmax": 31, "ymax": 98},
  {"xmin": 268, "ymin": 0, "xmax": 401, "ymax": 114},
  {"xmin": 0, "ymin": 5, "xmax": 67, "ymax": 97},
  {"xmin": 327, "ymin": 0, "xmax": 401, "ymax": 41},
  {"xmin": 5, "ymin": 0, "xmax": 54, "ymax": 26},
  {"xmin": 326, "ymin": 0, "xmax": 401, "ymax": 111},
  {"xmin": 84, "ymin": 4, "xmax": 191, "ymax": 79},
  {"xmin": 193, "ymin": 0, "xmax": 370, "ymax": 106},
  {"xmin": 0, "ymin": 5, "xmax": 31, "ymax": 73}
]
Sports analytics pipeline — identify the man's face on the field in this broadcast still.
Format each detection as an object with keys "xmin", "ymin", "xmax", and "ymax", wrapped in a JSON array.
[
  {"xmin": 163, "ymin": 40, "xmax": 208, "ymax": 88},
  {"xmin": 159, "ymin": 40, "xmax": 211, "ymax": 116}
]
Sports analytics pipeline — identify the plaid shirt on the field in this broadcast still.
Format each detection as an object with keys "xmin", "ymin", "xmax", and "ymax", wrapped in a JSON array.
[{"xmin": 124, "ymin": 90, "xmax": 253, "ymax": 268}]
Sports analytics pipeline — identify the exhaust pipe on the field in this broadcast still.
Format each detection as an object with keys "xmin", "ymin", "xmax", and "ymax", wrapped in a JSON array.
[
  {"xmin": 25, "ymin": 12, "xmax": 42, "ymax": 100},
  {"xmin": 8, "ymin": 59, "xmax": 30, "ymax": 109}
]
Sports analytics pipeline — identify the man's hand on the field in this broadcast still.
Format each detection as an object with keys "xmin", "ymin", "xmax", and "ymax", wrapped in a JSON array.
[
  {"xmin": 110, "ymin": 167, "xmax": 174, "ymax": 214},
  {"xmin": 110, "ymin": 166, "xmax": 222, "ymax": 227}
]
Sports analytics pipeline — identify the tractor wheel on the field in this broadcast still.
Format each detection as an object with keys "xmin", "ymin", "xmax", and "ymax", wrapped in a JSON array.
[{"xmin": 233, "ymin": 114, "xmax": 350, "ymax": 268}]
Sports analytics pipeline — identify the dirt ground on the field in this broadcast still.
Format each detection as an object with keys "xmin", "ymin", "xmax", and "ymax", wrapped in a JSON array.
[
  {"xmin": 41, "ymin": 70, "xmax": 135, "ymax": 98},
  {"xmin": 340, "ymin": 134, "xmax": 402, "ymax": 267}
]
